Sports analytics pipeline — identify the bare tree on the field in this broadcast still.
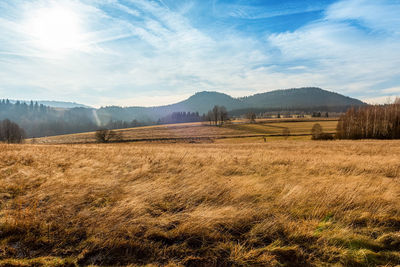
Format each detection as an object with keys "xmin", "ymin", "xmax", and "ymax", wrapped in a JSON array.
[
  {"xmin": 207, "ymin": 110, "xmax": 213, "ymax": 125},
  {"xmin": 95, "ymin": 129, "xmax": 120, "ymax": 143},
  {"xmin": 208, "ymin": 105, "xmax": 229, "ymax": 126},
  {"xmin": 245, "ymin": 112, "xmax": 256, "ymax": 123},
  {"xmin": 336, "ymin": 103, "xmax": 400, "ymax": 139},
  {"xmin": 212, "ymin": 106, "xmax": 219, "ymax": 125},
  {"xmin": 0, "ymin": 119, "xmax": 25, "ymax": 143},
  {"xmin": 219, "ymin": 106, "xmax": 228, "ymax": 125}
]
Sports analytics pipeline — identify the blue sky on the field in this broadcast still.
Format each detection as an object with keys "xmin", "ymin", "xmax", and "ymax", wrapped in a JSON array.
[{"xmin": 0, "ymin": 0, "xmax": 399, "ymax": 107}]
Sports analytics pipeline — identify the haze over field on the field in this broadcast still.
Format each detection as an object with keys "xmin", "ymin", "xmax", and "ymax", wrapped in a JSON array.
[{"xmin": 0, "ymin": 0, "xmax": 400, "ymax": 106}]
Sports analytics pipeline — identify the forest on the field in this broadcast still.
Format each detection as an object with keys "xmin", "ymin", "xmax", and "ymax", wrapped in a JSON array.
[
  {"xmin": 0, "ymin": 99, "xmax": 97, "ymax": 137},
  {"xmin": 336, "ymin": 99, "xmax": 400, "ymax": 139},
  {"xmin": 0, "ymin": 100, "xmax": 229, "ymax": 137}
]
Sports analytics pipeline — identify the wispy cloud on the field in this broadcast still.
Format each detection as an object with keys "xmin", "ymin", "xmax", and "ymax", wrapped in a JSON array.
[
  {"xmin": 213, "ymin": 1, "xmax": 326, "ymax": 20},
  {"xmin": 382, "ymin": 87, "xmax": 400, "ymax": 94},
  {"xmin": 325, "ymin": 0, "xmax": 400, "ymax": 34},
  {"xmin": 268, "ymin": 0, "xmax": 400, "ymax": 99},
  {"xmin": 0, "ymin": 0, "xmax": 399, "ymax": 106}
]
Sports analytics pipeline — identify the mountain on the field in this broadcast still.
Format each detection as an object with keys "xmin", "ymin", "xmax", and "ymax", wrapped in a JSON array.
[
  {"xmin": 97, "ymin": 87, "xmax": 364, "ymax": 122},
  {"xmin": 36, "ymin": 101, "xmax": 91, "ymax": 108},
  {"xmin": 159, "ymin": 91, "xmax": 246, "ymax": 114},
  {"xmin": 10, "ymin": 100, "xmax": 91, "ymax": 109},
  {"xmin": 96, "ymin": 92, "xmax": 243, "ymax": 122},
  {"xmin": 172, "ymin": 87, "xmax": 364, "ymax": 112},
  {"xmin": 10, "ymin": 88, "xmax": 362, "ymax": 115},
  {"xmin": 240, "ymin": 87, "xmax": 364, "ymax": 109}
]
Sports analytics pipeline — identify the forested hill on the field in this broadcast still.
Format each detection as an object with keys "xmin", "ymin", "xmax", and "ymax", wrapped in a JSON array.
[
  {"xmin": 0, "ymin": 100, "xmax": 146, "ymax": 137},
  {"xmin": 96, "ymin": 91, "xmax": 245, "ymax": 122},
  {"xmin": 98, "ymin": 87, "xmax": 364, "ymax": 121},
  {"xmin": 10, "ymin": 100, "xmax": 90, "ymax": 108},
  {"xmin": 176, "ymin": 87, "xmax": 364, "ymax": 113},
  {"xmin": 239, "ymin": 87, "xmax": 364, "ymax": 109},
  {"xmin": 0, "ymin": 100, "xmax": 97, "ymax": 137}
]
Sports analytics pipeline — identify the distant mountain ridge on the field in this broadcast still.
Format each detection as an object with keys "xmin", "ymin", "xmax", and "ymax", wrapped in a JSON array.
[
  {"xmin": 9, "ymin": 100, "xmax": 91, "ymax": 109},
  {"xmin": 7, "ymin": 88, "xmax": 363, "ymax": 113},
  {"xmin": 1, "ymin": 87, "xmax": 365, "ymax": 138},
  {"xmin": 239, "ymin": 87, "xmax": 364, "ymax": 109},
  {"xmin": 97, "ymin": 87, "xmax": 365, "ymax": 122}
]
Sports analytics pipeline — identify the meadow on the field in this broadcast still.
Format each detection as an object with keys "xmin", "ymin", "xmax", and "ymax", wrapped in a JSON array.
[
  {"xmin": 0, "ymin": 139, "xmax": 399, "ymax": 266},
  {"xmin": 31, "ymin": 119, "xmax": 338, "ymax": 144}
]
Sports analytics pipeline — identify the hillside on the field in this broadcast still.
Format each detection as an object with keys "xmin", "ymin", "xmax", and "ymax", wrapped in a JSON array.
[
  {"xmin": 165, "ymin": 88, "xmax": 364, "ymax": 113},
  {"xmin": 168, "ymin": 91, "xmax": 245, "ymax": 113},
  {"xmin": 240, "ymin": 87, "xmax": 364, "ymax": 109}
]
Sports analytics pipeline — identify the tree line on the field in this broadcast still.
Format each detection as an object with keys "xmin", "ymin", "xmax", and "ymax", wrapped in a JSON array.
[
  {"xmin": 336, "ymin": 100, "xmax": 400, "ymax": 139},
  {"xmin": 158, "ymin": 112, "xmax": 204, "ymax": 124},
  {"xmin": 1, "ymin": 99, "xmax": 232, "ymax": 139},
  {"xmin": 158, "ymin": 107, "xmax": 230, "ymax": 126}
]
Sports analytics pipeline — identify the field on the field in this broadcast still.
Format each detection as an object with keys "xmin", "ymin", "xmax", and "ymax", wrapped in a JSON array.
[
  {"xmin": 0, "ymin": 139, "xmax": 399, "ymax": 266},
  {"xmin": 31, "ymin": 119, "xmax": 338, "ymax": 144}
]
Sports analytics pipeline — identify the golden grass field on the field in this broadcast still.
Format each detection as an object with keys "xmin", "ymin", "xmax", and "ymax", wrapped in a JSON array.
[
  {"xmin": 0, "ymin": 139, "xmax": 399, "ymax": 266},
  {"xmin": 31, "ymin": 119, "xmax": 338, "ymax": 144}
]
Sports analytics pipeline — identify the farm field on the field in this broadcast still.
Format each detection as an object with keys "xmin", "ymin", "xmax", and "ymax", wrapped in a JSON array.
[
  {"xmin": 0, "ymin": 140, "xmax": 399, "ymax": 266},
  {"xmin": 31, "ymin": 119, "xmax": 338, "ymax": 144},
  {"xmin": 225, "ymin": 120, "xmax": 337, "ymax": 136}
]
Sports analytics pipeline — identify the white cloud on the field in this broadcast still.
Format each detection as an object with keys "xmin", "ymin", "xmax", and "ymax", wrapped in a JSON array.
[
  {"xmin": 325, "ymin": 0, "xmax": 400, "ymax": 34},
  {"xmin": 382, "ymin": 87, "xmax": 400, "ymax": 94},
  {"xmin": 268, "ymin": 0, "xmax": 400, "ymax": 97},
  {"xmin": 362, "ymin": 96, "xmax": 398, "ymax": 105},
  {"xmin": 0, "ymin": 0, "xmax": 399, "ymax": 106}
]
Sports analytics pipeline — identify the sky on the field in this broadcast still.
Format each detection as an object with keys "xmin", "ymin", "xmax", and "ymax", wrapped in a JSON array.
[{"xmin": 0, "ymin": 0, "xmax": 399, "ymax": 107}]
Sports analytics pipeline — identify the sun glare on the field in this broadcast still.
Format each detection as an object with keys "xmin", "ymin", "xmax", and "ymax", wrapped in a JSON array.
[{"xmin": 25, "ymin": 4, "xmax": 84, "ymax": 54}]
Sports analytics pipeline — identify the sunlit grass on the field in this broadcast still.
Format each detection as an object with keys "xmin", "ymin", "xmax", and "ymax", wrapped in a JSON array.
[{"xmin": 0, "ymin": 140, "xmax": 399, "ymax": 266}]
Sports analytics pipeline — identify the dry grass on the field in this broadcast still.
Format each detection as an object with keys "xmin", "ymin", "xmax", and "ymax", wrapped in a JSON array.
[
  {"xmin": 31, "ymin": 123, "xmax": 254, "ymax": 144},
  {"xmin": 0, "ymin": 140, "xmax": 399, "ymax": 266},
  {"xmin": 31, "ymin": 119, "xmax": 338, "ymax": 144},
  {"xmin": 225, "ymin": 120, "xmax": 337, "ymax": 136}
]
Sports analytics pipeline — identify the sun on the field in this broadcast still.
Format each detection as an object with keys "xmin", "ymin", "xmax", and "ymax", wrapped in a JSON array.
[{"xmin": 25, "ymin": 4, "xmax": 84, "ymax": 54}]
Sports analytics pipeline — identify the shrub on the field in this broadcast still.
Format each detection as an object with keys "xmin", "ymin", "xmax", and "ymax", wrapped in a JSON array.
[
  {"xmin": 95, "ymin": 129, "xmax": 121, "ymax": 143},
  {"xmin": 317, "ymin": 133, "xmax": 334, "ymax": 140},
  {"xmin": 311, "ymin": 123, "xmax": 334, "ymax": 140},
  {"xmin": 311, "ymin": 123, "xmax": 323, "ymax": 140}
]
